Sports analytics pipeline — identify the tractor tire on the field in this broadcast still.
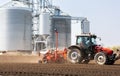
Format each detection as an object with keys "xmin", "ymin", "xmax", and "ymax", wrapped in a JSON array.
[
  {"xmin": 94, "ymin": 52, "xmax": 107, "ymax": 65},
  {"xmin": 67, "ymin": 48, "xmax": 84, "ymax": 64}
]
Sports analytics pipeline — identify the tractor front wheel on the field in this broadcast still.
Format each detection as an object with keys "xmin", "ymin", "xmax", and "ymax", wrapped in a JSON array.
[{"xmin": 94, "ymin": 52, "xmax": 107, "ymax": 65}]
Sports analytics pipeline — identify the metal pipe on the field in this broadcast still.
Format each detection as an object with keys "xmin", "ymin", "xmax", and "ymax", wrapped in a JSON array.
[{"xmin": 55, "ymin": 30, "xmax": 58, "ymax": 60}]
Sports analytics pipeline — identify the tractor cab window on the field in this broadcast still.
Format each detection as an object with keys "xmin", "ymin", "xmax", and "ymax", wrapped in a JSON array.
[
  {"xmin": 76, "ymin": 36, "xmax": 89, "ymax": 48},
  {"xmin": 86, "ymin": 37, "xmax": 97, "ymax": 47},
  {"xmin": 77, "ymin": 36, "xmax": 87, "ymax": 44},
  {"xmin": 91, "ymin": 37, "xmax": 97, "ymax": 45},
  {"xmin": 77, "ymin": 37, "xmax": 82, "ymax": 44},
  {"xmin": 76, "ymin": 36, "xmax": 97, "ymax": 48}
]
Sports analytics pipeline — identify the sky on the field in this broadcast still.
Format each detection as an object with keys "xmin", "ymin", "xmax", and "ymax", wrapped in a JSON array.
[{"xmin": 0, "ymin": 0, "xmax": 120, "ymax": 46}]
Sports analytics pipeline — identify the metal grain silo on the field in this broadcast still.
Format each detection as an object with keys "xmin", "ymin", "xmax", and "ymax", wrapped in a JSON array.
[
  {"xmin": 0, "ymin": 7, "xmax": 32, "ymax": 51},
  {"xmin": 39, "ymin": 12, "xmax": 51, "ymax": 35},
  {"xmin": 50, "ymin": 15, "xmax": 71, "ymax": 49}
]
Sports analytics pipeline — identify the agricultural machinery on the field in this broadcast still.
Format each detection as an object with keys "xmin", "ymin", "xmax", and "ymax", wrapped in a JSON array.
[
  {"xmin": 67, "ymin": 34, "xmax": 119, "ymax": 65},
  {"xmin": 39, "ymin": 33, "xmax": 120, "ymax": 65}
]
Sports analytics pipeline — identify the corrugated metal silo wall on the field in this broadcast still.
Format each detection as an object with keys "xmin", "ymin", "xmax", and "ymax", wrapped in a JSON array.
[
  {"xmin": 50, "ymin": 16, "xmax": 71, "ymax": 49},
  {"xmin": 0, "ymin": 8, "xmax": 32, "ymax": 51}
]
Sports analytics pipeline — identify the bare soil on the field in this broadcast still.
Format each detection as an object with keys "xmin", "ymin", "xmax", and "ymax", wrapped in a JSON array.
[
  {"xmin": 0, "ymin": 63, "xmax": 120, "ymax": 76},
  {"xmin": 0, "ymin": 53, "xmax": 120, "ymax": 76}
]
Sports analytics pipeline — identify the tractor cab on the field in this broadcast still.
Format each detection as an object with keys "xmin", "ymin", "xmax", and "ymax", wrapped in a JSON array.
[{"xmin": 76, "ymin": 34, "xmax": 97, "ymax": 48}]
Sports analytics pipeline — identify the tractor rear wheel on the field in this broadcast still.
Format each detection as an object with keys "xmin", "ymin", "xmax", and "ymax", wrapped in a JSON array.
[
  {"xmin": 67, "ymin": 48, "xmax": 84, "ymax": 64},
  {"xmin": 94, "ymin": 52, "xmax": 107, "ymax": 65}
]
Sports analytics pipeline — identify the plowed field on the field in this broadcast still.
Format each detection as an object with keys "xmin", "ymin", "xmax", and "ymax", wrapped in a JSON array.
[
  {"xmin": 0, "ymin": 63, "xmax": 120, "ymax": 76},
  {"xmin": 0, "ymin": 55, "xmax": 120, "ymax": 76}
]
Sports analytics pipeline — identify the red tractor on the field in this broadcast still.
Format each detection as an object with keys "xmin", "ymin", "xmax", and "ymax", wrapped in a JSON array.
[{"xmin": 67, "ymin": 34, "xmax": 119, "ymax": 65}]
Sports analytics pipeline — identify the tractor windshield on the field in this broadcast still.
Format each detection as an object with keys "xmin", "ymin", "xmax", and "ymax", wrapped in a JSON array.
[
  {"xmin": 76, "ymin": 36, "xmax": 97, "ymax": 48},
  {"xmin": 91, "ymin": 37, "xmax": 97, "ymax": 45}
]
